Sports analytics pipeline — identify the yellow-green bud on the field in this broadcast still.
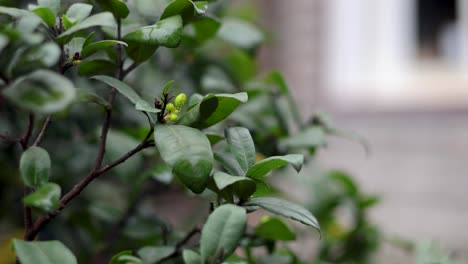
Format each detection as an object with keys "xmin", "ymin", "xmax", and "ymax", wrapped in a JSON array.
[
  {"xmin": 170, "ymin": 114, "xmax": 178, "ymax": 122},
  {"xmin": 175, "ymin": 93, "xmax": 187, "ymax": 108},
  {"xmin": 166, "ymin": 103, "xmax": 175, "ymax": 112}
]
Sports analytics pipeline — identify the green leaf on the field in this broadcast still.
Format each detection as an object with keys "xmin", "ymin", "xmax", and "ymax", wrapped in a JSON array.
[
  {"xmin": 105, "ymin": 130, "xmax": 144, "ymax": 179},
  {"xmin": 160, "ymin": 0, "xmax": 208, "ymax": 24},
  {"xmin": 38, "ymin": 0, "xmax": 60, "ymax": 15},
  {"xmin": 244, "ymin": 197, "xmax": 320, "ymax": 231},
  {"xmin": 13, "ymin": 239, "xmax": 77, "ymax": 264},
  {"xmin": 255, "ymin": 216, "xmax": 296, "ymax": 241},
  {"xmin": 57, "ymin": 12, "xmax": 116, "ymax": 43},
  {"xmin": 3, "ymin": 70, "xmax": 76, "ymax": 113},
  {"xmin": 162, "ymin": 80, "xmax": 174, "ymax": 94},
  {"xmin": 23, "ymin": 183, "xmax": 61, "ymax": 212},
  {"xmin": 200, "ymin": 204, "xmax": 247, "ymax": 261},
  {"xmin": 30, "ymin": 7, "xmax": 56, "ymax": 27},
  {"xmin": 96, "ymin": 0, "xmax": 130, "ymax": 19},
  {"xmin": 79, "ymin": 60, "xmax": 116, "ymax": 76},
  {"xmin": 125, "ymin": 42, "xmax": 158, "ymax": 63},
  {"xmin": 19, "ymin": 147, "xmax": 51, "ymax": 188},
  {"xmin": 182, "ymin": 250, "xmax": 201, "ymax": 264},
  {"xmin": 109, "ymin": 250, "xmax": 132, "ymax": 264},
  {"xmin": 135, "ymin": 98, "xmax": 160, "ymax": 113},
  {"xmin": 185, "ymin": 16, "xmax": 221, "ymax": 44},
  {"xmin": 91, "ymin": 75, "xmax": 141, "ymax": 104},
  {"xmin": 76, "ymin": 89, "xmax": 111, "ymax": 109},
  {"xmin": 0, "ymin": 6, "xmax": 31, "ymax": 18},
  {"xmin": 64, "ymin": 3, "xmax": 93, "ymax": 26},
  {"xmin": 180, "ymin": 92, "xmax": 248, "ymax": 129},
  {"xmin": 279, "ymin": 126, "xmax": 326, "ymax": 149},
  {"xmin": 225, "ymin": 127, "xmax": 255, "ymax": 174},
  {"xmin": 81, "ymin": 40, "xmax": 127, "ymax": 58},
  {"xmin": 213, "ymin": 171, "xmax": 256, "ymax": 200},
  {"xmin": 246, "ymin": 154, "xmax": 304, "ymax": 179},
  {"xmin": 137, "ymin": 246, "xmax": 175, "ymax": 264},
  {"xmin": 217, "ymin": 18, "xmax": 263, "ymax": 49},
  {"xmin": 124, "ymin": 15, "xmax": 183, "ymax": 48},
  {"xmin": 205, "ymin": 132, "xmax": 223, "ymax": 146},
  {"xmin": 154, "ymin": 125, "xmax": 213, "ymax": 194},
  {"xmin": 225, "ymin": 49, "xmax": 256, "ymax": 84},
  {"xmin": 201, "ymin": 66, "xmax": 235, "ymax": 93},
  {"xmin": 214, "ymin": 151, "xmax": 244, "ymax": 176}
]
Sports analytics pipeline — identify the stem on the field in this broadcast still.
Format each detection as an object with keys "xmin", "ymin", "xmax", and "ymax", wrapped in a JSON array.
[
  {"xmin": 19, "ymin": 113, "xmax": 35, "ymax": 150},
  {"xmin": 33, "ymin": 116, "xmax": 51, "ymax": 146},
  {"xmin": 159, "ymin": 226, "xmax": 201, "ymax": 263},
  {"xmin": 122, "ymin": 62, "xmax": 139, "ymax": 79}
]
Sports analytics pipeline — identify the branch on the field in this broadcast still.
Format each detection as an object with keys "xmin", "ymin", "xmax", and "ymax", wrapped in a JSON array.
[
  {"xmin": 159, "ymin": 226, "xmax": 201, "ymax": 263},
  {"xmin": 121, "ymin": 62, "xmax": 139, "ymax": 79},
  {"xmin": 19, "ymin": 113, "xmax": 35, "ymax": 150},
  {"xmin": 25, "ymin": 129, "xmax": 155, "ymax": 240},
  {"xmin": 33, "ymin": 115, "xmax": 51, "ymax": 146}
]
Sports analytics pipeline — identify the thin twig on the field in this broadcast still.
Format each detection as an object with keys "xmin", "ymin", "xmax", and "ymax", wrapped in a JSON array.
[
  {"xmin": 159, "ymin": 226, "xmax": 201, "ymax": 263},
  {"xmin": 19, "ymin": 113, "xmax": 35, "ymax": 150},
  {"xmin": 33, "ymin": 115, "xmax": 51, "ymax": 146},
  {"xmin": 122, "ymin": 62, "xmax": 139, "ymax": 79}
]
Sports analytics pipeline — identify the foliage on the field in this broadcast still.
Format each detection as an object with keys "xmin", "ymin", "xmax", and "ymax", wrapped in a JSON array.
[{"xmin": 0, "ymin": 1, "xmax": 381, "ymax": 264}]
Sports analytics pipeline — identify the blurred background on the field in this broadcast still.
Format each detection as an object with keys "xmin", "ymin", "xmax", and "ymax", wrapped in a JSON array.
[{"xmin": 253, "ymin": 0, "xmax": 468, "ymax": 262}]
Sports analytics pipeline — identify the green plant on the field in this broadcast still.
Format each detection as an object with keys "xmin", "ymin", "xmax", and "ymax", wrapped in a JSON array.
[{"xmin": 0, "ymin": 1, "xmax": 378, "ymax": 264}]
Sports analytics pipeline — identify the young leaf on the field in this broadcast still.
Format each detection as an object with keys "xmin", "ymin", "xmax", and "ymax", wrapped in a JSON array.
[
  {"xmin": 160, "ymin": 0, "xmax": 208, "ymax": 24},
  {"xmin": 200, "ymin": 204, "xmax": 247, "ymax": 261},
  {"xmin": 162, "ymin": 80, "xmax": 175, "ymax": 94},
  {"xmin": 95, "ymin": 0, "xmax": 129, "ymax": 19},
  {"xmin": 246, "ymin": 154, "xmax": 304, "ymax": 179},
  {"xmin": 180, "ymin": 92, "xmax": 248, "ymax": 129},
  {"xmin": 244, "ymin": 197, "xmax": 320, "ymax": 231},
  {"xmin": 23, "ymin": 183, "xmax": 61, "ymax": 212},
  {"xmin": 13, "ymin": 239, "xmax": 78, "ymax": 264},
  {"xmin": 91, "ymin": 75, "xmax": 141, "ymax": 104},
  {"xmin": 182, "ymin": 250, "xmax": 201, "ymax": 264},
  {"xmin": 81, "ymin": 40, "xmax": 127, "ymax": 58},
  {"xmin": 255, "ymin": 216, "xmax": 296, "ymax": 241},
  {"xmin": 3, "ymin": 70, "xmax": 76, "ymax": 114},
  {"xmin": 154, "ymin": 125, "xmax": 213, "ymax": 194},
  {"xmin": 213, "ymin": 171, "xmax": 256, "ymax": 200},
  {"xmin": 19, "ymin": 146, "xmax": 51, "ymax": 188},
  {"xmin": 56, "ymin": 12, "xmax": 116, "ymax": 43},
  {"xmin": 109, "ymin": 251, "xmax": 133, "ymax": 264},
  {"xmin": 38, "ymin": 0, "xmax": 60, "ymax": 15},
  {"xmin": 124, "ymin": 15, "xmax": 183, "ymax": 48},
  {"xmin": 29, "ymin": 7, "xmax": 56, "ymax": 26},
  {"xmin": 225, "ymin": 127, "xmax": 255, "ymax": 174},
  {"xmin": 137, "ymin": 246, "xmax": 175, "ymax": 264}
]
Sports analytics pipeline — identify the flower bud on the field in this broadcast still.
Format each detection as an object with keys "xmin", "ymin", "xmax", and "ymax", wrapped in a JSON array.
[
  {"xmin": 166, "ymin": 103, "xmax": 175, "ymax": 112},
  {"xmin": 175, "ymin": 93, "xmax": 187, "ymax": 108},
  {"xmin": 170, "ymin": 114, "xmax": 178, "ymax": 122}
]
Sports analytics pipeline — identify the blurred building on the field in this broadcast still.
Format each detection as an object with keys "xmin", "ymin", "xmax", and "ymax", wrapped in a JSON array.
[{"xmin": 261, "ymin": 0, "xmax": 468, "ymax": 261}]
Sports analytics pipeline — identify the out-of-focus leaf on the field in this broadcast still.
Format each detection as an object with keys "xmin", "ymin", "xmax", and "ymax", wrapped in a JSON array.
[
  {"xmin": 245, "ymin": 197, "xmax": 320, "ymax": 231},
  {"xmin": 96, "ymin": 0, "xmax": 129, "ymax": 19},
  {"xmin": 3, "ymin": 70, "xmax": 76, "ymax": 113},
  {"xmin": 76, "ymin": 89, "xmax": 111, "ymax": 109},
  {"xmin": 154, "ymin": 125, "xmax": 213, "ymax": 194},
  {"xmin": 78, "ymin": 60, "xmax": 116, "ymax": 76},
  {"xmin": 62, "ymin": 3, "xmax": 93, "ymax": 29},
  {"xmin": 182, "ymin": 250, "xmax": 201, "ymax": 264},
  {"xmin": 201, "ymin": 66, "xmax": 236, "ymax": 93},
  {"xmin": 255, "ymin": 216, "xmax": 296, "ymax": 241},
  {"xmin": 29, "ymin": 6, "xmax": 56, "ymax": 26},
  {"xmin": 19, "ymin": 146, "xmax": 51, "ymax": 188},
  {"xmin": 160, "ymin": 0, "xmax": 208, "ymax": 24},
  {"xmin": 13, "ymin": 239, "xmax": 77, "ymax": 264},
  {"xmin": 23, "ymin": 183, "xmax": 61, "ymax": 212},
  {"xmin": 246, "ymin": 154, "xmax": 304, "ymax": 179},
  {"xmin": 104, "ymin": 130, "xmax": 144, "ymax": 179},
  {"xmin": 57, "ymin": 12, "xmax": 116, "ymax": 43},
  {"xmin": 185, "ymin": 16, "xmax": 221, "ymax": 44},
  {"xmin": 81, "ymin": 40, "xmax": 127, "ymax": 58},
  {"xmin": 0, "ymin": 6, "xmax": 31, "ymax": 18},
  {"xmin": 225, "ymin": 49, "xmax": 256, "ymax": 84},
  {"xmin": 225, "ymin": 127, "xmax": 255, "ymax": 174},
  {"xmin": 137, "ymin": 246, "xmax": 175, "ymax": 264},
  {"xmin": 279, "ymin": 126, "xmax": 326, "ymax": 149},
  {"xmin": 200, "ymin": 204, "xmax": 247, "ymax": 261},
  {"xmin": 218, "ymin": 18, "xmax": 263, "ymax": 49}
]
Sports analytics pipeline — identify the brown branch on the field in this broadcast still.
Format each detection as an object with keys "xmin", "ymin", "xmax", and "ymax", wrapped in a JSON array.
[
  {"xmin": 25, "ymin": 129, "xmax": 155, "ymax": 241},
  {"xmin": 33, "ymin": 116, "xmax": 51, "ymax": 146},
  {"xmin": 19, "ymin": 113, "xmax": 35, "ymax": 150}
]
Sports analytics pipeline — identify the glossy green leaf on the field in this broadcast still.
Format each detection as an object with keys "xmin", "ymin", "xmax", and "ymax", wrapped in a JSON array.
[
  {"xmin": 255, "ymin": 216, "xmax": 296, "ymax": 241},
  {"xmin": 154, "ymin": 125, "xmax": 213, "ymax": 194},
  {"xmin": 218, "ymin": 18, "xmax": 263, "ymax": 49},
  {"xmin": 91, "ymin": 75, "xmax": 141, "ymax": 104},
  {"xmin": 124, "ymin": 15, "xmax": 183, "ymax": 48},
  {"xmin": 81, "ymin": 40, "xmax": 127, "ymax": 58},
  {"xmin": 30, "ymin": 7, "xmax": 56, "ymax": 26},
  {"xmin": 57, "ymin": 12, "xmax": 116, "ymax": 43},
  {"xmin": 225, "ymin": 127, "xmax": 255, "ymax": 174},
  {"xmin": 244, "ymin": 197, "xmax": 320, "ymax": 231},
  {"xmin": 214, "ymin": 151, "xmax": 244, "ymax": 176},
  {"xmin": 137, "ymin": 246, "xmax": 175, "ymax": 264},
  {"xmin": 160, "ymin": 0, "xmax": 208, "ymax": 24},
  {"xmin": 3, "ymin": 70, "xmax": 76, "ymax": 114},
  {"xmin": 79, "ymin": 60, "xmax": 116, "ymax": 76},
  {"xmin": 180, "ymin": 92, "xmax": 248, "ymax": 129},
  {"xmin": 13, "ymin": 239, "xmax": 77, "ymax": 264},
  {"xmin": 182, "ymin": 250, "xmax": 201, "ymax": 264},
  {"xmin": 23, "ymin": 183, "xmax": 61, "ymax": 212},
  {"xmin": 38, "ymin": 0, "xmax": 60, "ymax": 15},
  {"xmin": 19, "ymin": 146, "xmax": 51, "ymax": 188},
  {"xmin": 279, "ymin": 126, "xmax": 326, "ymax": 149},
  {"xmin": 213, "ymin": 171, "xmax": 256, "ymax": 200},
  {"xmin": 96, "ymin": 0, "xmax": 129, "ymax": 19},
  {"xmin": 125, "ymin": 42, "xmax": 157, "ymax": 63},
  {"xmin": 64, "ymin": 3, "xmax": 93, "ymax": 27},
  {"xmin": 246, "ymin": 154, "xmax": 304, "ymax": 179},
  {"xmin": 200, "ymin": 204, "xmax": 247, "ymax": 261}
]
